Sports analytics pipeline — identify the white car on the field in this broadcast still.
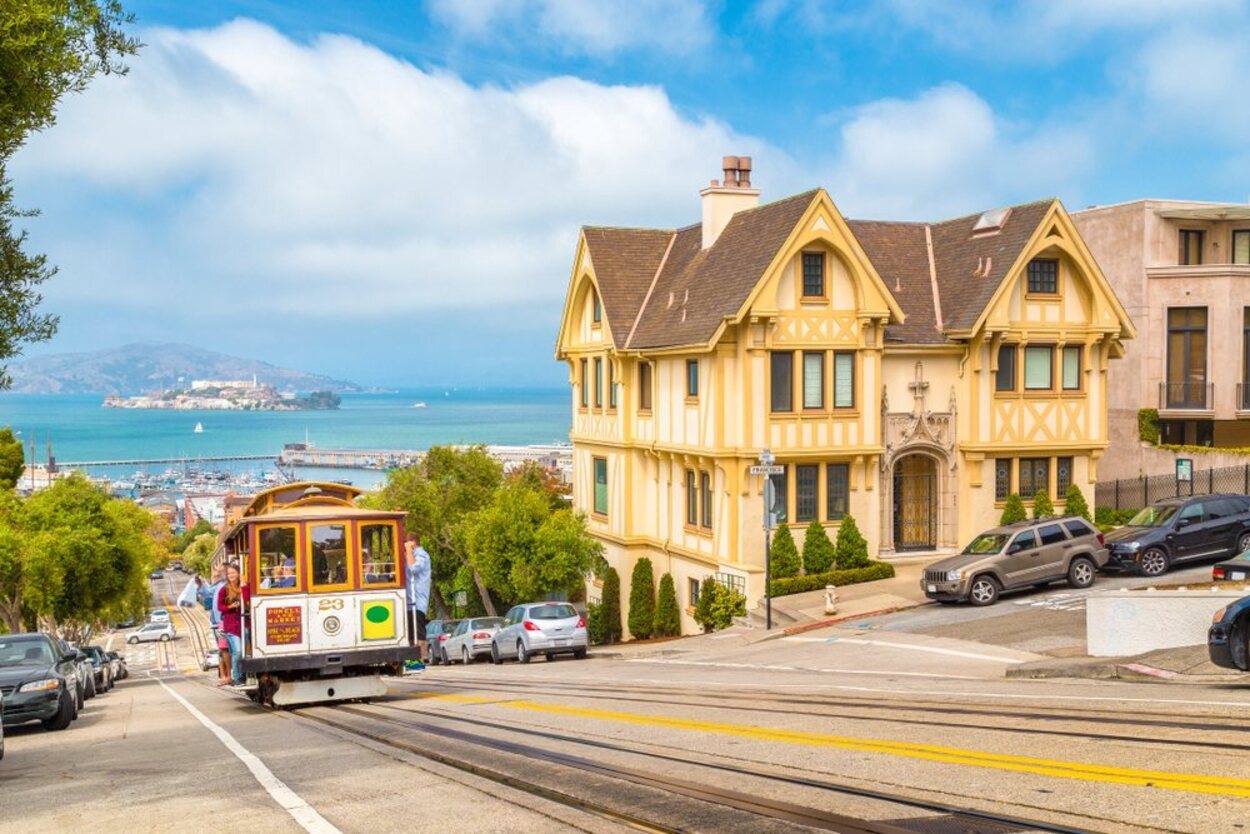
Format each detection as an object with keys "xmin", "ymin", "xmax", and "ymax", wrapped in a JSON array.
[
  {"xmin": 148, "ymin": 609, "xmax": 170, "ymax": 624},
  {"xmin": 128, "ymin": 623, "xmax": 176, "ymax": 644},
  {"xmin": 201, "ymin": 649, "xmax": 221, "ymax": 671},
  {"xmin": 443, "ymin": 617, "xmax": 505, "ymax": 664},
  {"xmin": 491, "ymin": 603, "xmax": 588, "ymax": 664}
]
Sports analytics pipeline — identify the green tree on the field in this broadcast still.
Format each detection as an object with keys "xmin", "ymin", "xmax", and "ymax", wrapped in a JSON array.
[
  {"xmin": 834, "ymin": 514, "xmax": 870, "ymax": 569},
  {"xmin": 1063, "ymin": 484, "xmax": 1091, "ymax": 521},
  {"xmin": 801, "ymin": 520, "xmax": 836, "ymax": 574},
  {"xmin": 506, "ymin": 460, "xmax": 571, "ymax": 511},
  {"xmin": 769, "ymin": 523, "xmax": 800, "ymax": 579},
  {"xmin": 627, "ymin": 557, "xmax": 655, "ymax": 640},
  {"xmin": 1000, "ymin": 494, "xmax": 1027, "ymax": 525},
  {"xmin": 173, "ymin": 518, "xmax": 215, "ymax": 553},
  {"xmin": 0, "ymin": 427, "xmax": 23, "ymax": 489},
  {"xmin": 181, "ymin": 532, "xmax": 217, "ymax": 577},
  {"xmin": 0, "ymin": 1, "xmax": 140, "ymax": 386},
  {"xmin": 693, "ymin": 578, "xmax": 745, "ymax": 632},
  {"xmin": 652, "ymin": 572, "xmax": 680, "ymax": 637},
  {"xmin": 600, "ymin": 567, "xmax": 622, "ymax": 644},
  {"xmin": 586, "ymin": 600, "xmax": 608, "ymax": 645},
  {"xmin": 1033, "ymin": 489, "xmax": 1055, "ymax": 519}
]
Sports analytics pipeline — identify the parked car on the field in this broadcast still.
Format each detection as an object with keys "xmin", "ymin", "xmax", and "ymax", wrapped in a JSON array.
[
  {"xmin": 202, "ymin": 648, "xmax": 221, "ymax": 672},
  {"xmin": 148, "ymin": 608, "xmax": 171, "ymax": 624},
  {"xmin": 426, "ymin": 619, "xmax": 463, "ymax": 665},
  {"xmin": 115, "ymin": 617, "xmax": 136, "ymax": 629},
  {"xmin": 491, "ymin": 603, "xmax": 588, "ymax": 663},
  {"xmin": 1105, "ymin": 495, "xmax": 1250, "ymax": 577},
  {"xmin": 1, "ymin": 691, "xmax": 5, "ymax": 759},
  {"xmin": 1209, "ymin": 594, "xmax": 1250, "ymax": 671},
  {"xmin": 923, "ymin": 516, "xmax": 1108, "ymax": 606},
  {"xmin": 81, "ymin": 646, "xmax": 114, "ymax": 693},
  {"xmin": 0, "ymin": 633, "xmax": 80, "ymax": 731},
  {"xmin": 107, "ymin": 651, "xmax": 128, "ymax": 681},
  {"xmin": 128, "ymin": 622, "xmax": 176, "ymax": 644},
  {"xmin": 443, "ymin": 617, "xmax": 505, "ymax": 664},
  {"xmin": 149, "ymin": 569, "xmax": 164, "ymax": 579},
  {"xmin": 53, "ymin": 640, "xmax": 88, "ymax": 708},
  {"xmin": 1213, "ymin": 551, "xmax": 1250, "ymax": 582}
]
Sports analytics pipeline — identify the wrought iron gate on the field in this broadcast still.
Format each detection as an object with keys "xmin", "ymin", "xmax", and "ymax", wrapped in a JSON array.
[{"xmin": 893, "ymin": 455, "xmax": 936, "ymax": 550}]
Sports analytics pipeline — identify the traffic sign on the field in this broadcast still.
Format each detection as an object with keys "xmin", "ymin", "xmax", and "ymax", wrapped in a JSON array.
[{"xmin": 750, "ymin": 465, "xmax": 784, "ymax": 475}]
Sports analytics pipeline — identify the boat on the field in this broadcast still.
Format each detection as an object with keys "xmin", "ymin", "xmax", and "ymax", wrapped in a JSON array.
[
  {"xmin": 411, "ymin": 402, "xmax": 427, "ymax": 409},
  {"xmin": 194, "ymin": 422, "xmax": 204, "ymax": 434}
]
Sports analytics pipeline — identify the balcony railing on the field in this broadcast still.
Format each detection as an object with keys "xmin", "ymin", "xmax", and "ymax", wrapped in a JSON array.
[{"xmin": 1160, "ymin": 381, "xmax": 1212, "ymax": 410}]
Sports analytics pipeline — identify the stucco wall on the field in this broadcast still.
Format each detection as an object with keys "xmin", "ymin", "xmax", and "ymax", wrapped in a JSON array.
[{"xmin": 1087, "ymin": 589, "xmax": 1244, "ymax": 656}]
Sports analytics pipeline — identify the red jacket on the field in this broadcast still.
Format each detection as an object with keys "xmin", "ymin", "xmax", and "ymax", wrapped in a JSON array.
[{"xmin": 216, "ymin": 584, "xmax": 251, "ymax": 637}]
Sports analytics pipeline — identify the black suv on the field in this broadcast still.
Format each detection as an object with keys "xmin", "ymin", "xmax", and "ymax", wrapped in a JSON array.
[
  {"xmin": 0, "ymin": 633, "xmax": 79, "ymax": 731},
  {"xmin": 1104, "ymin": 494, "xmax": 1250, "ymax": 576}
]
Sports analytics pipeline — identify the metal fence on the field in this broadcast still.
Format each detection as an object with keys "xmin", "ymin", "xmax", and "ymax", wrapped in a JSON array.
[{"xmin": 1095, "ymin": 461, "xmax": 1250, "ymax": 510}]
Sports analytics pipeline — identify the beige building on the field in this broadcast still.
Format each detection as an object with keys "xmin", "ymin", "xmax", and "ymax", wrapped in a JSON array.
[
  {"xmin": 557, "ymin": 158, "xmax": 1134, "ymax": 635},
  {"xmin": 1073, "ymin": 201, "xmax": 1250, "ymax": 480}
]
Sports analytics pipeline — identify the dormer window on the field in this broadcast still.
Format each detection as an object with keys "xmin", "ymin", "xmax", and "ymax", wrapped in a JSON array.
[
  {"xmin": 802, "ymin": 252, "xmax": 825, "ymax": 298},
  {"xmin": 592, "ymin": 290, "xmax": 602, "ymax": 324},
  {"xmin": 1026, "ymin": 258, "xmax": 1058, "ymax": 294}
]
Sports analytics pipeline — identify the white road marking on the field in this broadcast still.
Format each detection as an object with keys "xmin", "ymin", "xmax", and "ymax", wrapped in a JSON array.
[
  {"xmin": 158, "ymin": 680, "xmax": 341, "ymax": 833},
  {"xmin": 627, "ymin": 658, "xmax": 979, "ymax": 679},
  {"xmin": 782, "ymin": 636, "xmax": 1030, "ymax": 664}
]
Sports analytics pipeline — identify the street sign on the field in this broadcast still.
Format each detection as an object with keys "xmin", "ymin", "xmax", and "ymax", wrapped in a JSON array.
[
  {"xmin": 750, "ymin": 464, "xmax": 784, "ymax": 475},
  {"xmin": 1176, "ymin": 458, "xmax": 1192, "ymax": 483}
]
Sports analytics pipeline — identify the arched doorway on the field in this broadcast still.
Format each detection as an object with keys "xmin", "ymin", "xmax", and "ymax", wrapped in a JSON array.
[{"xmin": 892, "ymin": 454, "xmax": 937, "ymax": 551}]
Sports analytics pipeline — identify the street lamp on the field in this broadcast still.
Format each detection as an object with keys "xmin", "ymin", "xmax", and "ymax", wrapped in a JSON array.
[{"xmin": 751, "ymin": 448, "xmax": 780, "ymax": 630}]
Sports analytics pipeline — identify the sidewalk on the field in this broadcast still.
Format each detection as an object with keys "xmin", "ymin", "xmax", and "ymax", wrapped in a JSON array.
[
  {"xmin": 754, "ymin": 560, "xmax": 936, "ymax": 629},
  {"xmin": 1008, "ymin": 643, "xmax": 1250, "ymax": 684}
]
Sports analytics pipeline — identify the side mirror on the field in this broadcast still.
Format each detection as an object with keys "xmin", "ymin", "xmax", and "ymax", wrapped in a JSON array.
[
  {"xmin": 1007, "ymin": 542, "xmax": 1024, "ymax": 554},
  {"xmin": 60, "ymin": 651, "xmax": 78, "ymax": 664},
  {"xmin": 1177, "ymin": 517, "xmax": 1194, "ymax": 528}
]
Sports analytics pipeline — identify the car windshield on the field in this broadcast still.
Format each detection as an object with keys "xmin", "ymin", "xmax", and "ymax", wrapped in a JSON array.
[
  {"xmin": 471, "ymin": 618, "xmax": 504, "ymax": 629},
  {"xmin": 1126, "ymin": 505, "xmax": 1180, "ymax": 527},
  {"xmin": 0, "ymin": 638, "xmax": 54, "ymax": 668},
  {"xmin": 529, "ymin": 604, "xmax": 577, "ymax": 620},
  {"xmin": 962, "ymin": 534, "xmax": 1009, "ymax": 555}
]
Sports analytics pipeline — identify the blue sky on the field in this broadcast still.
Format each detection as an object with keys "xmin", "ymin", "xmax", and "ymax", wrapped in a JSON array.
[{"xmin": 11, "ymin": 0, "xmax": 1250, "ymax": 387}]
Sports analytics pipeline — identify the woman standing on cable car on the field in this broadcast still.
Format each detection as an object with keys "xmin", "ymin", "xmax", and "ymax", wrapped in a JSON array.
[{"xmin": 216, "ymin": 562, "xmax": 251, "ymax": 686}]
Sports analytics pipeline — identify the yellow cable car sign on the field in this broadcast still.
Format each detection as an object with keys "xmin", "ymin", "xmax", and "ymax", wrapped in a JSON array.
[{"xmin": 361, "ymin": 599, "xmax": 395, "ymax": 640}]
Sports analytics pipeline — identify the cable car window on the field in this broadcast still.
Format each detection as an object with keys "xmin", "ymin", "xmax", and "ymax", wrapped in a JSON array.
[
  {"xmin": 258, "ymin": 526, "xmax": 298, "ymax": 591},
  {"xmin": 360, "ymin": 523, "xmax": 398, "ymax": 586},
  {"xmin": 310, "ymin": 524, "xmax": 351, "ymax": 588}
]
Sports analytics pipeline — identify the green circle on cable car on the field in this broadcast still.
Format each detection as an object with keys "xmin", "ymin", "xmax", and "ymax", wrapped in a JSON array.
[{"xmin": 365, "ymin": 604, "xmax": 391, "ymax": 624}]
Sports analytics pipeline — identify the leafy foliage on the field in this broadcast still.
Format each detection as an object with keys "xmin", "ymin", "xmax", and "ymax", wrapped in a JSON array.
[
  {"xmin": 1095, "ymin": 506, "xmax": 1138, "ymax": 527},
  {"xmin": 1063, "ymin": 484, "xmax": 1091, "ymax": 521},
  {"xmin": 769, "ymin": 523, "xmax": 800, "ymax": 579},
  {"xmin": 652, "ymin": 572, "xmax": 680, "ymax": 637},
  {"xmin": 769, "ymin": 562, "xmax": 895, "ymax": 597},
  {"xmin": 181, "ymin": 532, "xmax": 217, "ymax": 578},
  {"xmin": 173, "ymin": 518, "xmax": 215, "ymax": 553},
  {"xmin": 586, "ymin": 600, "xmax": 608, "ymax": 645},
  {"xmin": 0, "ymin": 426, "xmax": 23, "ymax": 488},
  {"xmin": 1137, "ymin": 408, "xmax": 1160, "ymax": 444},
  {"xmin": 600, "ymin": 567, "xmax": 622, "ymax": 644},
  {"xmin": 627, "ymin": 557, "xmax": 655, "ymax": 640},
  {"xmin": 833, "ymin": 514, "xmax": 870, "ymax": 569},
  {"xmin": 1032, "ymin": 489, "xmax": 1055, "ymax": 519},
  {"xmin": 692, "ymin": 578, "xmax": 745, "ymax": 633},
  {"xmin": 801, "ymin": 520, "xmax": 835, "ymax": 574},
  {"xmin": 1000, "ymin": 494, "xmax": 1027, "ymax": 525},
  {"xmin": 506, "ymin": 460, "xmax": 571, "ymax": 510}
]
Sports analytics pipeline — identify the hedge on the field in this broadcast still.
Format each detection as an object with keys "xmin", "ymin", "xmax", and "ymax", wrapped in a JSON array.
[
  {"xmin": 1137, "ymin": 408, "xmax": 1159, "ymax": 444},
  {"xmin": 769, "ymin": 561, "xmax": 895, "ymax": 597}
]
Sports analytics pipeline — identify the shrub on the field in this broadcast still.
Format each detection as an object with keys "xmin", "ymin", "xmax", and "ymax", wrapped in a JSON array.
[
  {"xmin": 1095, "ymin": 506, "xmax": 1139, "ymax": 527},
  {"xmin": 693, "ymin": 578, "xmax": 744, "ymax": 632},
  {"xmin": 600, "ymin": 567, "xmax": 623, "ymax": 644},
  {"xmin": 834, "ymin": 514, "xmax": 870, "ymax": 569},
  {"xmin": 1063, "ymin": 484, "xmax": 1091, "ymax": 521},
  {"xmin": 653, "ymin": 573, "xmax": 681, "ymax": 637},
  {"xmin": 1138, "ymin": 408, "xmax": 1160, "ymax": 444},
  {"xmin": 1033, "ymin": 489, "xmax": 1055, "ymax": 518},
  {"xmin": 692, "ymin": 578, "xmax": 721, "ymax": 633},
  {"xmin": 770, "ymin": 562, "xmax": 895, "ymax": 597},
  {"xmin": 770, "ymin": 523, "xmax": 800, "ymax": 579},
  {"xmin": 586, "ymin": 601, "xmax": 608, "ymax": 645},
  {"xmin": 627, "ymin": 558, "xmax": 656, "ymax": 640},
  {"xmin": 1000, "ymin": 494, "xmax": 1027, "ymax": 525},
  {"xmin": 802, "ymin": 520, "xmax": 836, "ymax": 574}
]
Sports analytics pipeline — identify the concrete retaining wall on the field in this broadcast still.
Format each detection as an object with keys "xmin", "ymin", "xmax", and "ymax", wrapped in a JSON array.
[{"xmin": 1086, "ymin": 589, "xmax": 1248, "ymax": 657}]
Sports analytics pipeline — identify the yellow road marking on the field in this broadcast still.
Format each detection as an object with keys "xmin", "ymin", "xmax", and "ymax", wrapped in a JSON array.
[{"xmin": 405, "ymin": 691, "xmax": 1250, "ymax": 798}]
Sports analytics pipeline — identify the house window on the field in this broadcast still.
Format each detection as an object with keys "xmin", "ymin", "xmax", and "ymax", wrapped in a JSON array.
[
  {"xmin": 685, "ymin": 470, "xmax": 698, "ymax": 526},
  {"xmin": 700, "ymin": 471, "xmax": 712, "ymax": 529},
  {"xmin": 579, "ymin": 359, "xmax": 588, "ymax": 408},
  {"xmin": 826, "ymin": 464, "xmax": 849, "ymax": 520},
  {"xmin": 796, "ymin": 464, "xmax": 818, "ymax": 522},
  {"xmin": 1062, "ymin": 346, "xmax": 1082, "ymax": 391},
  {"xmin": 608, "ymin": 361, "xmax": 617, "ymax": 409},
  {"xmin": 688, "ymin": 577, "xmax": 700, "ymax": 607},
  {"xmin": 594, "ymin": 358, "xmax": 603, "ymax": 407},
  {"xmin": 1244, "ymin": 309, "xmax": 1250, "ymax": 410},
  {"xmin": 833, "ymin": 352, "xmax": 854, "ymax": 408},
  {"xmin": 639, "ymin": 362, "xmax": 652, "ymax": 411},
  {"xmin": 995, "ymin": 459, "xmax": 1011, "ymax": 502},
  {"xmin": 802, "ymin": 252, "xmax": 825, "ymax": 297},
  {"xmin": 1234, "ymin": 230, "xmax": 1250, "ymax": 266},
  {"xmin": 1179, "ymin": 229, "xmax": 1204, "ymax": 266},
  {"xmin": 770, "ymin": 352, "xmax": 793, "ymax": 412},
  {"xmin": 592, "ymin": 291, "xmax": 602, "ymax": 324},
  {"xmin": 1019, "ymin": 457, "xmax": 1050, "ymax": 498},
  {"xmin": 803, "ymin": 352, "xmax": 824, "ymax": 409},
  {"xmin": 1057, "ymin": 457, "xmax": 1073, "ymax": 496},
  {"xmin": 1166, "ymin": 307, "xmax": 1208, "ymax": 408},
  {"xmin": 1024, "ymin": 346, "xmax": 1053, "ymax": 390},
  {"xmin": 686, "ymin": 360, "xmax": 699, "ymax": 398},
  {"xmin": 996, "ymin": 345, "xmax": 1017, "ymax": 392},
  {"xmin": 593, "ymin": 457, "xmax": 608, "ymax": 516},
  {"xmin": 1027, "ymin": 258, "xmax": 1058, "ymax": 294},
  {"xmin": 769, "ymin": 469, "xmax": 788, "ymax": 524}
]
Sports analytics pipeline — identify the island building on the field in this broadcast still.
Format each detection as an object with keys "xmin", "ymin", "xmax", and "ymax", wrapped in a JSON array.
[
  {"xmin": 555, "ymin": 157, "xmax": 1135, "ymax": 635},
  {"xmin": 1072, "ymin": 200, "xmax": 1250, "ymax": 479}
]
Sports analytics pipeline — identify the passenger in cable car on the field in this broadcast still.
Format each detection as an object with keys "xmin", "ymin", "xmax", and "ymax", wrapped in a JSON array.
[
  {"xmin": 216, "ymin": 562, "xmax": 251, "ymax": 686},
  {"xmin": 261, "ymin": 562, "xmax": 296, "ymax": 589}
]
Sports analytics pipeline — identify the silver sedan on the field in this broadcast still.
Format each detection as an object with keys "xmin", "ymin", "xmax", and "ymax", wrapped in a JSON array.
[
  {"xmin": 491, "ymin": 603, "xmax": 588, "ymax": 664},
  {"xmin": 443, "ymin": 617, "xmax": 505, "ymax": 664}
]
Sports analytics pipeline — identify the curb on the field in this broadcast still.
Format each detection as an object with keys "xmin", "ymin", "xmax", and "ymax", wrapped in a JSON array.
[
  {"xmin": 749, "ymin": 605, "xmax": 916, "ymax": 642},
  {"xmin": 1007, "ymin": 660, "xmax": 1248, "ymax": 684}
]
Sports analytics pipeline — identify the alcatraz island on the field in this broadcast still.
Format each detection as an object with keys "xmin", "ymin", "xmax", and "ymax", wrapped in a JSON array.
[{"xmin": 102, "ymin": 378, "xmax": 341, "ymax": 411}]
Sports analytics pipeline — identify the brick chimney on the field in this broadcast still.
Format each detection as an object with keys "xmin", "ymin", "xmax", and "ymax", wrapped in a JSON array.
[{"xmin": 700, "ymin": 155, "xmax": 759, "ymax": 249}]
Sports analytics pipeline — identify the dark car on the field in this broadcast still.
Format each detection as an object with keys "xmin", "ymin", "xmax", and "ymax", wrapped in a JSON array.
[
  {"xmin": 81, "ymin": 646, "xmax": 114, "ymax": 693},
  {"xmin": 0, "ymin": 633, "xmax": 79, "ymax": 731},
  {"xmin": 1103, "ymin": 495, "xmax": 1250, "ymax": 577},
  {"xmin": 66, "ymin": 645, "xmax": 95, "ymax": 701},
  {"xmin": 1209, "ymin": 595, "xmax": 1250, "ymax": 671},
  {"xmin": 107, "ymin": 651, "xmax": 128, "ymax": 681},
  {"xmin": 426, "ymin": 619, "xmax": 463, "ymax": 665}
]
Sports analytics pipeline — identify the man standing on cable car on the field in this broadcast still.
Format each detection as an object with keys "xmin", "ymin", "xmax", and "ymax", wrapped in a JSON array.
[{"xmin": 404, "ymin": 531, "xmax": 431, "ymax": 671}]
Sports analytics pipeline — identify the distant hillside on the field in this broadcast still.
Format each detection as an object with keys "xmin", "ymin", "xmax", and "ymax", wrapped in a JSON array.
[{"xmin": 7, "ymin": 343, "xmax": 363, "ymax": 395}]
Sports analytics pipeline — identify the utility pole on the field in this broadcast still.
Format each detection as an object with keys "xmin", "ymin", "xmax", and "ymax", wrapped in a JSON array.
[{"xmin": 749, "ymin": 448, "xmax": 783, "ymax": 630}]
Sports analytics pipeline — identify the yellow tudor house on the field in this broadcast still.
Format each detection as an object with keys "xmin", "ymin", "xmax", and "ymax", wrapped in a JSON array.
[{"xmin": 555, "ymin": 158, "xmax": 1135, "ymax": 635}]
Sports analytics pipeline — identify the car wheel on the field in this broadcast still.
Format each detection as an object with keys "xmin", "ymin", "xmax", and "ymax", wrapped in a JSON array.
[
  {"xmin": 546, "ymin": 652, "xmax": 556, "ymax": 662},
  {"xmin": 491, "ymin": 643, "xmax": 503, "ymax": 665},
  {"xmin": 517, "ymin": 640, "xmax": 530, "ymax": 664},
  {"xmin": 75, "ymin": 684, "xmax": 84, "ymax": 712},
  {"xmin": 1068, "ymin": 557, "xmax": 1096, "ymax": 589},
  {"xmin": 159, "ymin": 634, "xmax": 170, "ymax": 642},
  {"xmin": 41, "ymin": 691, "xmax": 75, "ymax": 731},
  {"xmin": 968, "ymin": 575, "xmax": 1000, "ymax": 606},
  {"xmin": 1140, "ymin": 548, "xmax": 1170, "ymax": 577},
  {"xmin": 1238, "ymin": 531, "xmax": 1250, "ymax": 554},
  {"xmin": 462, "ymin": 647, "xmax": 471, "ymax": 665},
  {"xmin": 573, "ymin": 648, "xmax": 587, "ymax": 660},
  {"xmin": 127, "ymin": 637, "xmax": 138, "ymax": 644},
  {"xmin": 85, "ymin": 674, "xmax": 96, "ymax": 700}
]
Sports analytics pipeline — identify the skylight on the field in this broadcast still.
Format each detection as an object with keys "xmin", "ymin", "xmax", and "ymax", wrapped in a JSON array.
[{"xmin": 972, "ymin": 207, "xmax": 1012, "ymax": 233}]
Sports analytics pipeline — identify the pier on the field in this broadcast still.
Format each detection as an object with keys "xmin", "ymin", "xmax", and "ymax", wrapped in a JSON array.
[{"xmin": 58, "ymin": 453, "xmax": 277, "ymax": 468}]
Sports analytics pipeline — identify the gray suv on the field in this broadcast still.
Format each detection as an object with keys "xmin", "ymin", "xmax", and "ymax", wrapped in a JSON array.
[{"xmin": 923, "ymin": 516, "xmax": 1109, "ymax": 606}]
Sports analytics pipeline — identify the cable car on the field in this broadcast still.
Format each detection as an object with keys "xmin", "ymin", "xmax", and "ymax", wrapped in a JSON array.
[{"xmin": 213, "ymin": 481, "xmax": 418, "ymax": 706}]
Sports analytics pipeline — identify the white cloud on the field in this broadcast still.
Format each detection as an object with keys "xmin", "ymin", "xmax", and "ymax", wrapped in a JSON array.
[
  {"xmin": 1134, "ymin": 28, "xmax": 1250, "ymax": 140},
  {"xmin": 428, "ymin": 0, "xmax": 713, "ymax": 56}
]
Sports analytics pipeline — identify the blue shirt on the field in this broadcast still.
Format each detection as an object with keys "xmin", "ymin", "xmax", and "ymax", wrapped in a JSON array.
[
  {"xmin": 200, "ymin": 579, "xmax": 225, "ymax": 627},
  {"xmin": 406, "ymin": 547, "xmax": 431, "ymax": 613}
]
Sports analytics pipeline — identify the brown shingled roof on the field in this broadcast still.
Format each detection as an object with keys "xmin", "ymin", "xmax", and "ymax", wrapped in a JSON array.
[
  {"xmin": 581, "ymin": 227, "xmax": 674, "ymax": 348},
  {"xmin": 844, "ymin": 220, "xmax": 938, "ymax": 344}
]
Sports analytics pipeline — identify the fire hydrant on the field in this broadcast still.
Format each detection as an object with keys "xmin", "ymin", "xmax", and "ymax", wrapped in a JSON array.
[{"xmin": 824, "ymin": 584, "xmax": 838, "ymax": 615}]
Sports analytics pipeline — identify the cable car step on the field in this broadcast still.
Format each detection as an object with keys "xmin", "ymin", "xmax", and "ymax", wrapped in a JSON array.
[{"xmin": 271, "ymin": 676, "xmax": 387, "ymax": 707}]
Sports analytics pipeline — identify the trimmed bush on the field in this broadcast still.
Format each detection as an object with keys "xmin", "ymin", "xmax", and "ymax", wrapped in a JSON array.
[
  {"xmin": 692, "ymin": 577, "xmax": 721, "ymax": 633},
  {"xmin": 1063, "ymin": 484, "xmax": 1091, "ymax": 521},
  {"xmin": 802, "ymin": 520, "xmax": 836, "ymax": 574},
  {"xmin": 1138, "ymin": 407, "xmax": 1160, "ymax": 444},
  {"xmin": 693, "ymin": 578, "xmax": 744, "ymax": 632},
  {"xmin": 1033, "ymin": 489, "xmax": 1055, "ymax": 518},
  {"xmin": 627, "ymin": 558, "xmax": 656, "ymax": 640},
  {"xmin": 1095, "ymin": 506, "xmax": 1138, "ymax": 527},
  {"xmin": 770, "ymin": 561, "xmax": 895, "ymax": 597},
  {"xmin": 834, "ymin": 514, "xmax": 870, "ymax": 569},
  {"xmin": 653, "ymin": 573, "xmax": 681, "ymax": 637},
  {"xmin": 601, "ymin": 567, "xmax": 623, "ymax": 644},
  {"xmin": 770, "ymin": 523, "xmax": 800, "ymax": 579},
  {"xmin": 586, "ymin": 601, "xmax": 608, "ymax": 645},
  {"xmin": 1000, "ymin": 494, "xmax": 1027, "ymax": 525}
]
